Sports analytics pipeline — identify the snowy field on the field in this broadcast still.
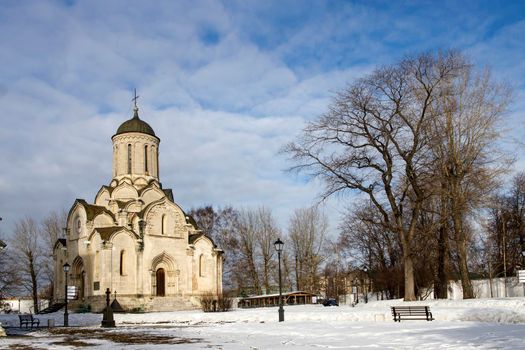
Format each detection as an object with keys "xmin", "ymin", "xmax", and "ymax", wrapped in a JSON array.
[{"xmin": 2, "ymin": 298, "xmax": 525, "ymax": 349}]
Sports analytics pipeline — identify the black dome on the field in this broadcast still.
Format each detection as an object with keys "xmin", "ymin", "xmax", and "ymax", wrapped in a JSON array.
[{"xmin": 115, "ymin": 108, "xmax": 156, "ymax": 137}]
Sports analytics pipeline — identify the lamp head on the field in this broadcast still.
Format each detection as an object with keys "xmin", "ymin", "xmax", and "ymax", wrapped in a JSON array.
[
  {"xmin": 274, "ymin": 238, "xmax": 284, "ymax": 253},
  {"xmin": 63, "ymin": 262, "xmax": 70, "ymax": 272}
]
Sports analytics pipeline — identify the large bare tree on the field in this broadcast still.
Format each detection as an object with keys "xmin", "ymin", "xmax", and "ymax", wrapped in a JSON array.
[
  {"xmin": 285, "ymin": 52, "xmax": 464, "ymax": 300},
  {"xmin": 429, "ymin": 61, "xmax": 511, "ymax": 298}
]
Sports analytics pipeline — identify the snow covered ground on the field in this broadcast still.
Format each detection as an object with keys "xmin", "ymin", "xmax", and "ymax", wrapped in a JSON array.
[{"xmin": 2, "ymin": 298, "xmax": 525, "ymax": 349}]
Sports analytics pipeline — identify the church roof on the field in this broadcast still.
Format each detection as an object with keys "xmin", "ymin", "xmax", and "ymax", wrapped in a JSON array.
[
  {"xmin": 53, "ymin": 238, "xmax": 66, "ymax": 251},
  {"xmin": 188, "ymin": 232, "xmax": 218, "ymax": 248},
  {"xmin": 114, "ymin": 108, "xmax": 156, "ymax": 137},
  {"xmin": 162, "ymin": 189, "xmax": 174, "ymax": 202},
  {"xmin": 76, "ymin": 199, "xmax": 115, "ymax": 222},
  {"xmin": 95, "ymin": 226, "xmax": 128, "ymax": 241}
]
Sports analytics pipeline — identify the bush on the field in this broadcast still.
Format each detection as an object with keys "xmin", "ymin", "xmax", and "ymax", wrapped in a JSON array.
[
  {"xmin": 75, "ymin": 303, "xmax": 91, "ymax": 313},
  {"xmin": 130, "ymin": 304, "xmax": 145, "ymax": 313},
  {"xmin": 200, "ymin": 293, "xmax": 215, "ymax": 312},
  {"xmin": 200, "ymin": 293, "xmax": 233, "ymax": 312},
  {"xmin": 217, "ymin": 294, "xmax": 233, "ymax": 312}
]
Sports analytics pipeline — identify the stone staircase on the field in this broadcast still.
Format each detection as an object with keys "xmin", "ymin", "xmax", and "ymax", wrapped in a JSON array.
[
  {"xmin": 146, "ymin": 296, "xmax": 199, "ymax": 312},
  {"xmin": 37, "ymin": 302, "xmax": 66, "ymax": 314}
]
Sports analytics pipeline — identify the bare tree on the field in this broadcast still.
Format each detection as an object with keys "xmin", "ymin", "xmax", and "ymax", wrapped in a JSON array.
[
  {"xmin": 9, "ymin": 217, "xmax": 44, "ymax": 313},
  {"xmin": 235, "ymin": 209, "xmax": 261, "ymax": 294},
  {"xmin": 484, "ymin": 173, "xmax": 525, "ymax": 279},
  {"xmin": 429, "ymin": 60, "xmax": 511, "ymax": 298},
  {"xmin": 0, "ymin": 236, "xmax": 17, "ymax": 310},
  {"xmin": 255, "ymin": 207, "xmax": 280, "ymax": 293},
  {"xmin": 285, "ymin": 52, "xmax": 464, "ymax": 300},
  {"xmin": 40, "ymin": 211, "xmax": 67, "ymax": 300},
  {"xmin": 288, "ymin": 206, "xmax": 327, "ymax": 292},
  {"xmin": 228, "ymin": 207, "xmax": 282, "ymax": 295},
  {"xmin": 339, "ymin": 203, "xmax": 403, "ymax": 299},
  {"xmin": 189, "ymin": 205, "xmax": 240, "ymax": 293}
]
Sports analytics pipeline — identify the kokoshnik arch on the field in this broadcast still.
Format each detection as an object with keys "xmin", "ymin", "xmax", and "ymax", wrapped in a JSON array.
[{"xmin": 53, "ymin": 102, "xmax": 224, "ymax": 312}]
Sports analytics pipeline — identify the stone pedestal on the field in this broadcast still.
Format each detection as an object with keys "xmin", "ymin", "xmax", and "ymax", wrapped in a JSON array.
[{"xmin": 101, "ymin": 288, "xmax": 115, "ymax": 328}]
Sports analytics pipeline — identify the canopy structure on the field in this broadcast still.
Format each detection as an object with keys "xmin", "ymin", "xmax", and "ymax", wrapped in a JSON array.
[{"xmin": 238, "ymin": 291, "xmax": 317, "ymax": 308}]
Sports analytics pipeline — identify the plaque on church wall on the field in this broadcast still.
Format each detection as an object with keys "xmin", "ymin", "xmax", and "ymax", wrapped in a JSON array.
[{"xmin": 94, "ymin": 281, "xmax": 100, "ymax": 291}]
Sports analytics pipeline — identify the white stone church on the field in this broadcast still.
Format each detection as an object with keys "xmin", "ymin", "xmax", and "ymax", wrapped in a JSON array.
[{"xmin": 53, "ymin": 104, "xmax": 223, "ymax": 312}]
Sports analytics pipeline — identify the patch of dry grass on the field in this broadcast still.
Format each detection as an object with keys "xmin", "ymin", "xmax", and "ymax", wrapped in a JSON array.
[{"xmin": 46, "ymin": 327, "xmax": 203, "ymax": 345}]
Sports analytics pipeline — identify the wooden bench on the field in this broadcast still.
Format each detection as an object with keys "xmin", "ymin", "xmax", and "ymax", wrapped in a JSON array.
[
  {"xmin": 391, "ymin": 306, "xmax": 433, "ymax": 322},
  {"xmin": 18, "ymin": 314, "xmax": 40, "ymax": 328}
]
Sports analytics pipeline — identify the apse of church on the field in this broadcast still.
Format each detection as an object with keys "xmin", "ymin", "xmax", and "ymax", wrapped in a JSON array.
[{"xmin": 53, "ymin": 102, "xmax": 224, "ymax": 312}]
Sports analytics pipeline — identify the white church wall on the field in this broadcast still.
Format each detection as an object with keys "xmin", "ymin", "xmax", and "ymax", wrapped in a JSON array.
[
  {"xmin": 90, "ymin": 235, "xmax": 103, "ymax": 295},
  {"xmin": 68, "ymin": 206, "xmax": 87, "ymax": 241},
  {"xmin": 111, "ymin": 232, "xmax": 138, "ymax": 295},
  {"xmin": 193, "ymin": 238, "xmax": 217, "ymax": 294},
  {"xmin": 93, "ymin": 213, "xmax": 113, "ymax": 228},
  {"xmin": 112, "ymin": 183, "xmax": 138, "ymax": 201},
  {"xmin": 94, "ymin": 189, "xmax": 110, "ymax": 206},
  {"xmin": 142, "ymin": 188, "xmax": 164, "ymax": 205}
]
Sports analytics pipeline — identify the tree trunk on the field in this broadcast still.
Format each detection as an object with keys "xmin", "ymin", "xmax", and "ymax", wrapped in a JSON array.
[
  {"xmin": 263, "ymin": 259, "xmax": 270, "ymax": 293},
  {"xmin": 247, "ymin": 252, "xmax": 260, "ymax": 294},
  {"xmin": 456, "ymin": 234, "xmax": 474, "ymax": 298},
  {"xmin": 452, "ymin": 202, "xmax": 474, "ymax": 299},
  {"xmin": 29, "ymin": 252, "xmax": 39, "ymax": 313},
  {"xmin": 435, "ymin": 222, "xmax": 449, "ymax": 299},
  {"xmin": 294, "ymin": 255, "xmax": 300, "ymax": 291},
  {"xmin": 402, "ymin": 237, "xmax": 416, "ymax": 301},
  {"xmin": 435, "ymin": 193, "xmax": 450, "ymax": 299}
]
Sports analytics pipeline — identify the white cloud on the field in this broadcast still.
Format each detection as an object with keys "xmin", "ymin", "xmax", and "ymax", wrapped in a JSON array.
[{"xmin": 0, "ymin": 0, "xmax": 524, "ymax": 239}]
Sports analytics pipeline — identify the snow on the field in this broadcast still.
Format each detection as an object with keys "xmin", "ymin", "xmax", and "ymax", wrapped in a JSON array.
[{"xmin": 2, "ymin": 298, "xmax": 525, "ymax": 349}]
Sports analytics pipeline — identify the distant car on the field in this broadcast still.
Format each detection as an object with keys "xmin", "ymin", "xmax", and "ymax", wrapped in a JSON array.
[{"xmin": 322, "ymin": 299, "xmax": 339, "ymax": 307}]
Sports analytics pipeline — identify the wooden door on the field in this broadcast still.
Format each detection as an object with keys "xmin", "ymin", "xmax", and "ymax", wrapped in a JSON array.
[{"xmin": 156, "ymin": 268, "xmax": 165, "ymax": 296}]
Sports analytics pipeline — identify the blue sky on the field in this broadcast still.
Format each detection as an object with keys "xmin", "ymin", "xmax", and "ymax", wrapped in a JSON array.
[{"xmin": 0, "ymin": 0, "xmax": 524, "ymax": 235}]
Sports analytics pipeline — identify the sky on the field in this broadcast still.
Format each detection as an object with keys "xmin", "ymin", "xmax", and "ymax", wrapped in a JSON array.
[{"xmin": 0, "ymin": 0, "xmax": 524, "ymax": 236}]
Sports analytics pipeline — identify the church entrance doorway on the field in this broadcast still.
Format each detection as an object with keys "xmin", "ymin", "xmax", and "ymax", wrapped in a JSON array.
[{"xmin": 156, "ymin": 268, "xmax": 165, "ymax": 296}]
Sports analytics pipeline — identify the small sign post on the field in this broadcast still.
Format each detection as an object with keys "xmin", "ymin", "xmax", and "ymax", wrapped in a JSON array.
[
  {"xmin": 67, "ymin": 286, "xmax": 78, "ymax": 300},
  {"xmin": 517, "ymin": 270, "xmax": 525, "ymax": 283}
]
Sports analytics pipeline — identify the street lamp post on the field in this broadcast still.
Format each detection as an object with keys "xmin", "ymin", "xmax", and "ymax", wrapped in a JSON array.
[
  {"xmin": 63, "ymin": 262, "xmax": 70, "ymax": 327},
  {"xmin": 521, "ymin": 251, "xmax": 525, "ymax": 297},
  {"xmin": 274, "ymin": 238, "xmax": 284, "ymax": 322},
  {"xmin": 353, "ymin": 278, "xmax": 359, "ymax": 304},
  {"xmin": 363, "ymin": 267, "xmax": 368, "ymax": 303}
]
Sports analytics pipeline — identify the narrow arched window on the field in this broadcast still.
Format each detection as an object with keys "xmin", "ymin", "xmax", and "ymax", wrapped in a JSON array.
[
  {"xmin": 120, "ymin": 250, "xmax": 126, "ymax": 275},
  {"xmin": 144, "ymin": 145, "xmax": 149, "ymax": 173},
  {"xmin": 199, "ymin": 254, "xmax": 205, "ymax": 277},
  {"xmin": 127, "ymin": 144, "xmax": 132, "ymax": 174},
  {"xmin": 161, "ymin": 214, "xmax": 167, "ymax": 235},
  {"xmin": 154, "ymin": 146, "xmax": 159, "ymax": 177}
]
